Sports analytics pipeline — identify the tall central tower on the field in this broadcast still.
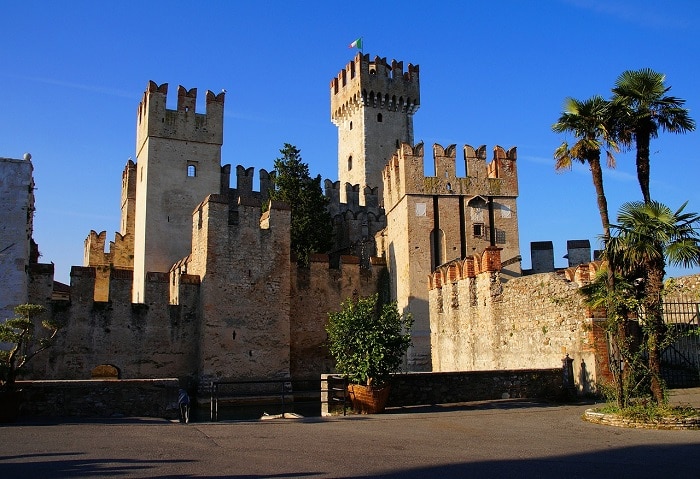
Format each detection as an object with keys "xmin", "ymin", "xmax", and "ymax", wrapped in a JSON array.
[
  {"xmin": 331, "ymin": 53, "xmax": 420, "ymax": 203},
  {"xmin": 132, "ymin": 82, "xmax": 226, "ymax": 302}
]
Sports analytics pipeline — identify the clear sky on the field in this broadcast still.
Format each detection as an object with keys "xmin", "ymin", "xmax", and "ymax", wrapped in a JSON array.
[{"xmin": 3, "ymin": 0, "xmax": 700, "ymax": 284}]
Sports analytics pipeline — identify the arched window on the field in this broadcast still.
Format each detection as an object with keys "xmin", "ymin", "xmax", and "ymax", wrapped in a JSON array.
[
  {"xmin": 348, "ymin": 156, "xmax": 353, "ymax": 171},
  {"xmin": 187, "ymin": 164, "xmax": 196, "ymax": 177},
  {"xmin": 349, "ymin": 121, "xmax": 353, "ymax": 130},
  {"xmin": 377, "ymin": 113, "xmax": 383, "ymax": 122}
]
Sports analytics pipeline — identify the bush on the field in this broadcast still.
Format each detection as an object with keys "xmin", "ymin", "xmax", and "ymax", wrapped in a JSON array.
[{"xmin": 326, "ymin": 294, "xmax": 412, "ymax": 388}]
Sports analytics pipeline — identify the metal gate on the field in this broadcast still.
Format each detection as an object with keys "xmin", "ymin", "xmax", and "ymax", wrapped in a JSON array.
[{"xmin": 661, "ymin": 297, "xmax": 700, "ymax": 388}]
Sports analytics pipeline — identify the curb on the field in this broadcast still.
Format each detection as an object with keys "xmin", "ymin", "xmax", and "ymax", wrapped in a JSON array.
[{"xmin": 583, "ymin": 408, "xmax": 700, "ymax": 430}]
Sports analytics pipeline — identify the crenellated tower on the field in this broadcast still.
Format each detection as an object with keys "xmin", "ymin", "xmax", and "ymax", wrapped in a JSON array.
[
  {"xmin": 379, "ymin": 142, "xmax": 520, "ymax": 371},
  {"xmin": 132, "ymin": 81, "xmax": 227, "ymax": 302},
  {"xmin": 331, "ymin": 53, "xmax": 420, "ymax": 203},
  {"xmin": 120, "ymin": 159, "xmax": 137, "ymax": 236}
]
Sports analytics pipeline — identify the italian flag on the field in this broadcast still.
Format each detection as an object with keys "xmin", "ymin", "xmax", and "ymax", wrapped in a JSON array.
[{"xmin": 348, "ymin": 38, "xmax": 363, "ymax": 49}]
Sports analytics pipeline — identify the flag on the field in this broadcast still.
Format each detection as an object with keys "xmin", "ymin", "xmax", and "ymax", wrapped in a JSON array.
[{"xmin": 348, "ymin": 37, "xmax": 363, "ymax": 50}]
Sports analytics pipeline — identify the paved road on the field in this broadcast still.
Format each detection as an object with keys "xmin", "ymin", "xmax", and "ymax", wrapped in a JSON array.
[{"xmin": 1, "ymin": 396, "xmax": 699, "ymax": 478}]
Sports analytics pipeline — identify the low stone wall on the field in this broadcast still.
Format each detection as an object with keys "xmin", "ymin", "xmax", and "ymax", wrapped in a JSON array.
[
  {"xmin": 323, "ymin": 369, "xmax": 563, "ymax": 414},
  {"xmin": 387, "ymin": 369, "xmax": 563, "ymax": 406},
  {"xmin": 16, "ymin": 378, "xmax": 180, "ymax": 419}
]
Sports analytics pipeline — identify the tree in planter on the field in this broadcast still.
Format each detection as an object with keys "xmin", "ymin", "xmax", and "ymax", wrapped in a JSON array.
[
  {"xmin": 267, "ymin": 143, "xmax": 334, "ymax": 267},
  {"xmin": 326, "ymin": 294, "xmax": 413, "ymax": 388},
  {"xmin": 0, "ymin": 304, "xmax": 61, "ymax": 391}
]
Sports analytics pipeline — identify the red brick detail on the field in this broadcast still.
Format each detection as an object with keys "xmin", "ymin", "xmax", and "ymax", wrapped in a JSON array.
[
  {"xmin": 448, "ymin": 263, "xmax": 459, "ymax": 282},
  {"xmin": 463, "ymin": 258, "xmax": 476, "ymax": 278},
  {"xmin": 482, "ymin": 247, "xmax": 502, "ymax": 272}
]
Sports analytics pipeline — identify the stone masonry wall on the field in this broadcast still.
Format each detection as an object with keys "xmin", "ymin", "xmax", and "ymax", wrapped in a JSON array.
[
  {"xmin": 29, "ymin": 266, "xmax": 201, "ymax": 383},
  {"xmin": 323, "ymin": 369, "xmax": 562, "ymax": 414},
  {"xmin": 290, "ymin": 255, "xmax": 385, "ymax": 379},
  {"xmin": 189, "ymin": 195, "xmax": 292, "ymax": 386},
  {"xmin": 430, "ymin": 265, "xmax": 598, "ymax": 393},
  {"xmin": 17, "ymin": 378, "xmax": 179, "ymax": 419}
]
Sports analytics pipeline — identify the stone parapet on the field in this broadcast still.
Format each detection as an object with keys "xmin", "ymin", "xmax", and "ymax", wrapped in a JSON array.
[{"xmin": 17, "ymin": 378, "xmax": 180, "ymax": 419}]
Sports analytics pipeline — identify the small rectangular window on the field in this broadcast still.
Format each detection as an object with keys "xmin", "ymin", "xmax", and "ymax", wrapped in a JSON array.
[
  {"xmin": 496, "ymin": 229, "xmax": 506, "ymax": 244},
  {"xmin": 473, "ymin": 223, "xmax": 484, "ymax": 237}
]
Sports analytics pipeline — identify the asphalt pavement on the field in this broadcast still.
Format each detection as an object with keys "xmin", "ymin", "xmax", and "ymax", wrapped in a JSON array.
[{"xmin": 1, "ymin": 390, "xmax": 699, "ymax": 478}]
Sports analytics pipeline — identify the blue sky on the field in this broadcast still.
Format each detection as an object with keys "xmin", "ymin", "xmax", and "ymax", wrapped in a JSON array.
[{"xmin": 2, "ymin": 0, "xmax": 700, "ymax": 283}]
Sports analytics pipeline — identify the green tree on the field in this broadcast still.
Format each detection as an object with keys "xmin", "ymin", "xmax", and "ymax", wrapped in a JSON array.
[
  {"xmin": 0, "ymin": 304, "xmax": 61, "ymax": 391},
  {"xmin": 605, "ymin": 201, "xmax": 700, "ymax": 404},
  {"xmin": 611, "ymin": 68, "xmax": 695, "ymax": 203},
  {"xmin": 268, "ymin": 143, "xmax": 333, "ymax": 266},
  {"xmin": 552, "ymin": 96, "xmax": 638, "ymax": 406},
  {"xmin": 552, "ymin": 95, "xmax": 619, "ymax": 238},
  {"xmin": 326, "ymin": 294, "xmax": 413, "ymax": 387}
]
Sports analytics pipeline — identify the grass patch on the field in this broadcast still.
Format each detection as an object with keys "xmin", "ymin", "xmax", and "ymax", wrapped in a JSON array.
[{"xmin": 597, "ymin": 403, "xmax": 699, "ymax": 422}]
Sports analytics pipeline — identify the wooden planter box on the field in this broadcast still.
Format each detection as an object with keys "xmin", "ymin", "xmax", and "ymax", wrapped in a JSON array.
[{"xmin": 347, "ymin": 384, "xmax": 390, "ymax": 414}]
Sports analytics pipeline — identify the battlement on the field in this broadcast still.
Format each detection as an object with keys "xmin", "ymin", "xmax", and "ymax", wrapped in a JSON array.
[
  {"xmin": 429, "ymin": 247, "xmax": 502, "ymax": 290},
  {"xmin": 323, "ymin": 179, "xmax": 386, "ymax": 265},
  {"xmin": 331, "ymin": 53, "xmax": 420, "ymax": 125},
  {"xmin": 189, "ymin": 191, "xmax": 292, "ymax": 276},
  {"xmin": 324, "ymin": 179, "xmax": 381, "ymax": 213},
  {"xmin": 229, "ymin": 165, "xmax": 272, "ymax": 205},
  {"xmin": 382, "ymin": 142, "xmax": 518, "ymax": 210},
  {"xmin": 136, "ymin": 81, "xmax": 225, "ymax": 149}
]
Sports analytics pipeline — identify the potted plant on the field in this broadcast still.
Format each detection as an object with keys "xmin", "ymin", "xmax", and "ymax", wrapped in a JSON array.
[
  {"xmin": 0, "ymin": 304, "xmax": 61, "ymax": 422},
  {"xmin": 326, "ymin": 293, "xmax": 412, "ymax": 413}
]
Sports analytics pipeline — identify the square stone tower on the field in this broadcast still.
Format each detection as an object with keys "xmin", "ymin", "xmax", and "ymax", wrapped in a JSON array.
[
  {"xmin": 331, "ymin": 54, "xmax": 420, "ymax": 203},
  {"xmin": 381, "ymin": 143, "xmax": 520, "ymax": 371},
  {"xmin": 132, "ymin": 82, "xmax": 226, "ymax": 302},
  {"xmin": 0, "ymin": 155, "xmax": 35, "ymax": 320}
]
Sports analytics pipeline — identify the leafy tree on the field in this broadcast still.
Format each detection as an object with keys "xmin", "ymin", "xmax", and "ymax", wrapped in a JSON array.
[
  {"xmin": 552, "ymin": 95, "xmax": 619, "ymax": 238},
  {"xmin": 268, "ymin": 144, "xmax": 333, "ymax": 266},
  {"xmin": 611, "ymin": 68, "xmax": 695, "ymax": 203},
  {"xmin": 326, "ymin": 294, "xmax": 413, "ymax": 388},
  {"xmin": 605, "ymin": 201, "xmax": 700, "ymax": 404},
  {"xmin": 0, "ymin": 304, "xmax": 61, "ymax": 391}
]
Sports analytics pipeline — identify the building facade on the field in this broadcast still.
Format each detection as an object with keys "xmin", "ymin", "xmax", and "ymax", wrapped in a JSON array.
[{"xmin": 0, "ymin": 155, "xmax": 35, "ymax": 321}]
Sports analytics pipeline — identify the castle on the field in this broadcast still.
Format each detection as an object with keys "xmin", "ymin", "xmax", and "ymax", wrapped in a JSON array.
[{"xmin": 15, "ymin": 53, "xmax": 614, "ymax": 392}]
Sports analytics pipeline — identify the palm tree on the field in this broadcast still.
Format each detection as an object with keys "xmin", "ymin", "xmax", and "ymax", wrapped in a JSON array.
[
  {"xmin": 553, "ymin": 96, "xmax": 631, "ymax": 404},
  {"xmin": 553, "ymin": 96, "xmax": 619, "ymax": 238},
  {"xmin": 611, "ymin": 68, "xmax": 695, "ymax": 204},
  {"xmin": 605, "ymin": 201, "xmax": 700, "ymax": 404}
]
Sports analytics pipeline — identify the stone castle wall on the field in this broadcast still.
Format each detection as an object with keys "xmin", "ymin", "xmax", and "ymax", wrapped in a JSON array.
[
  {"xmin": 430, "ymin": 257, "xmax": 600, "ymax": 393},
  {"xmin": 28, "ymin": 193, "xmax": 382, "ymax": 387},
  {"xmin": 290, "ymin": 255, "xmax": 386, "ymax": 378},
  {"xmin": 188, "ymin": 194, "xmax": 293, "ymax": 385},
  {"xmin": 31, "ymin": 266, "xmax": 201, "ymax": 382}
]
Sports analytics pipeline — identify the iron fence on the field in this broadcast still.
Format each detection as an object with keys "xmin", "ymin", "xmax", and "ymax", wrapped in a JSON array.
[
  {"xmin": 209, "ymin": 376, "xmax": 347, "ymax": 421},
  {"xmin": 661, "ymin": 297, "xmax": 700, "ymax": 388}
]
